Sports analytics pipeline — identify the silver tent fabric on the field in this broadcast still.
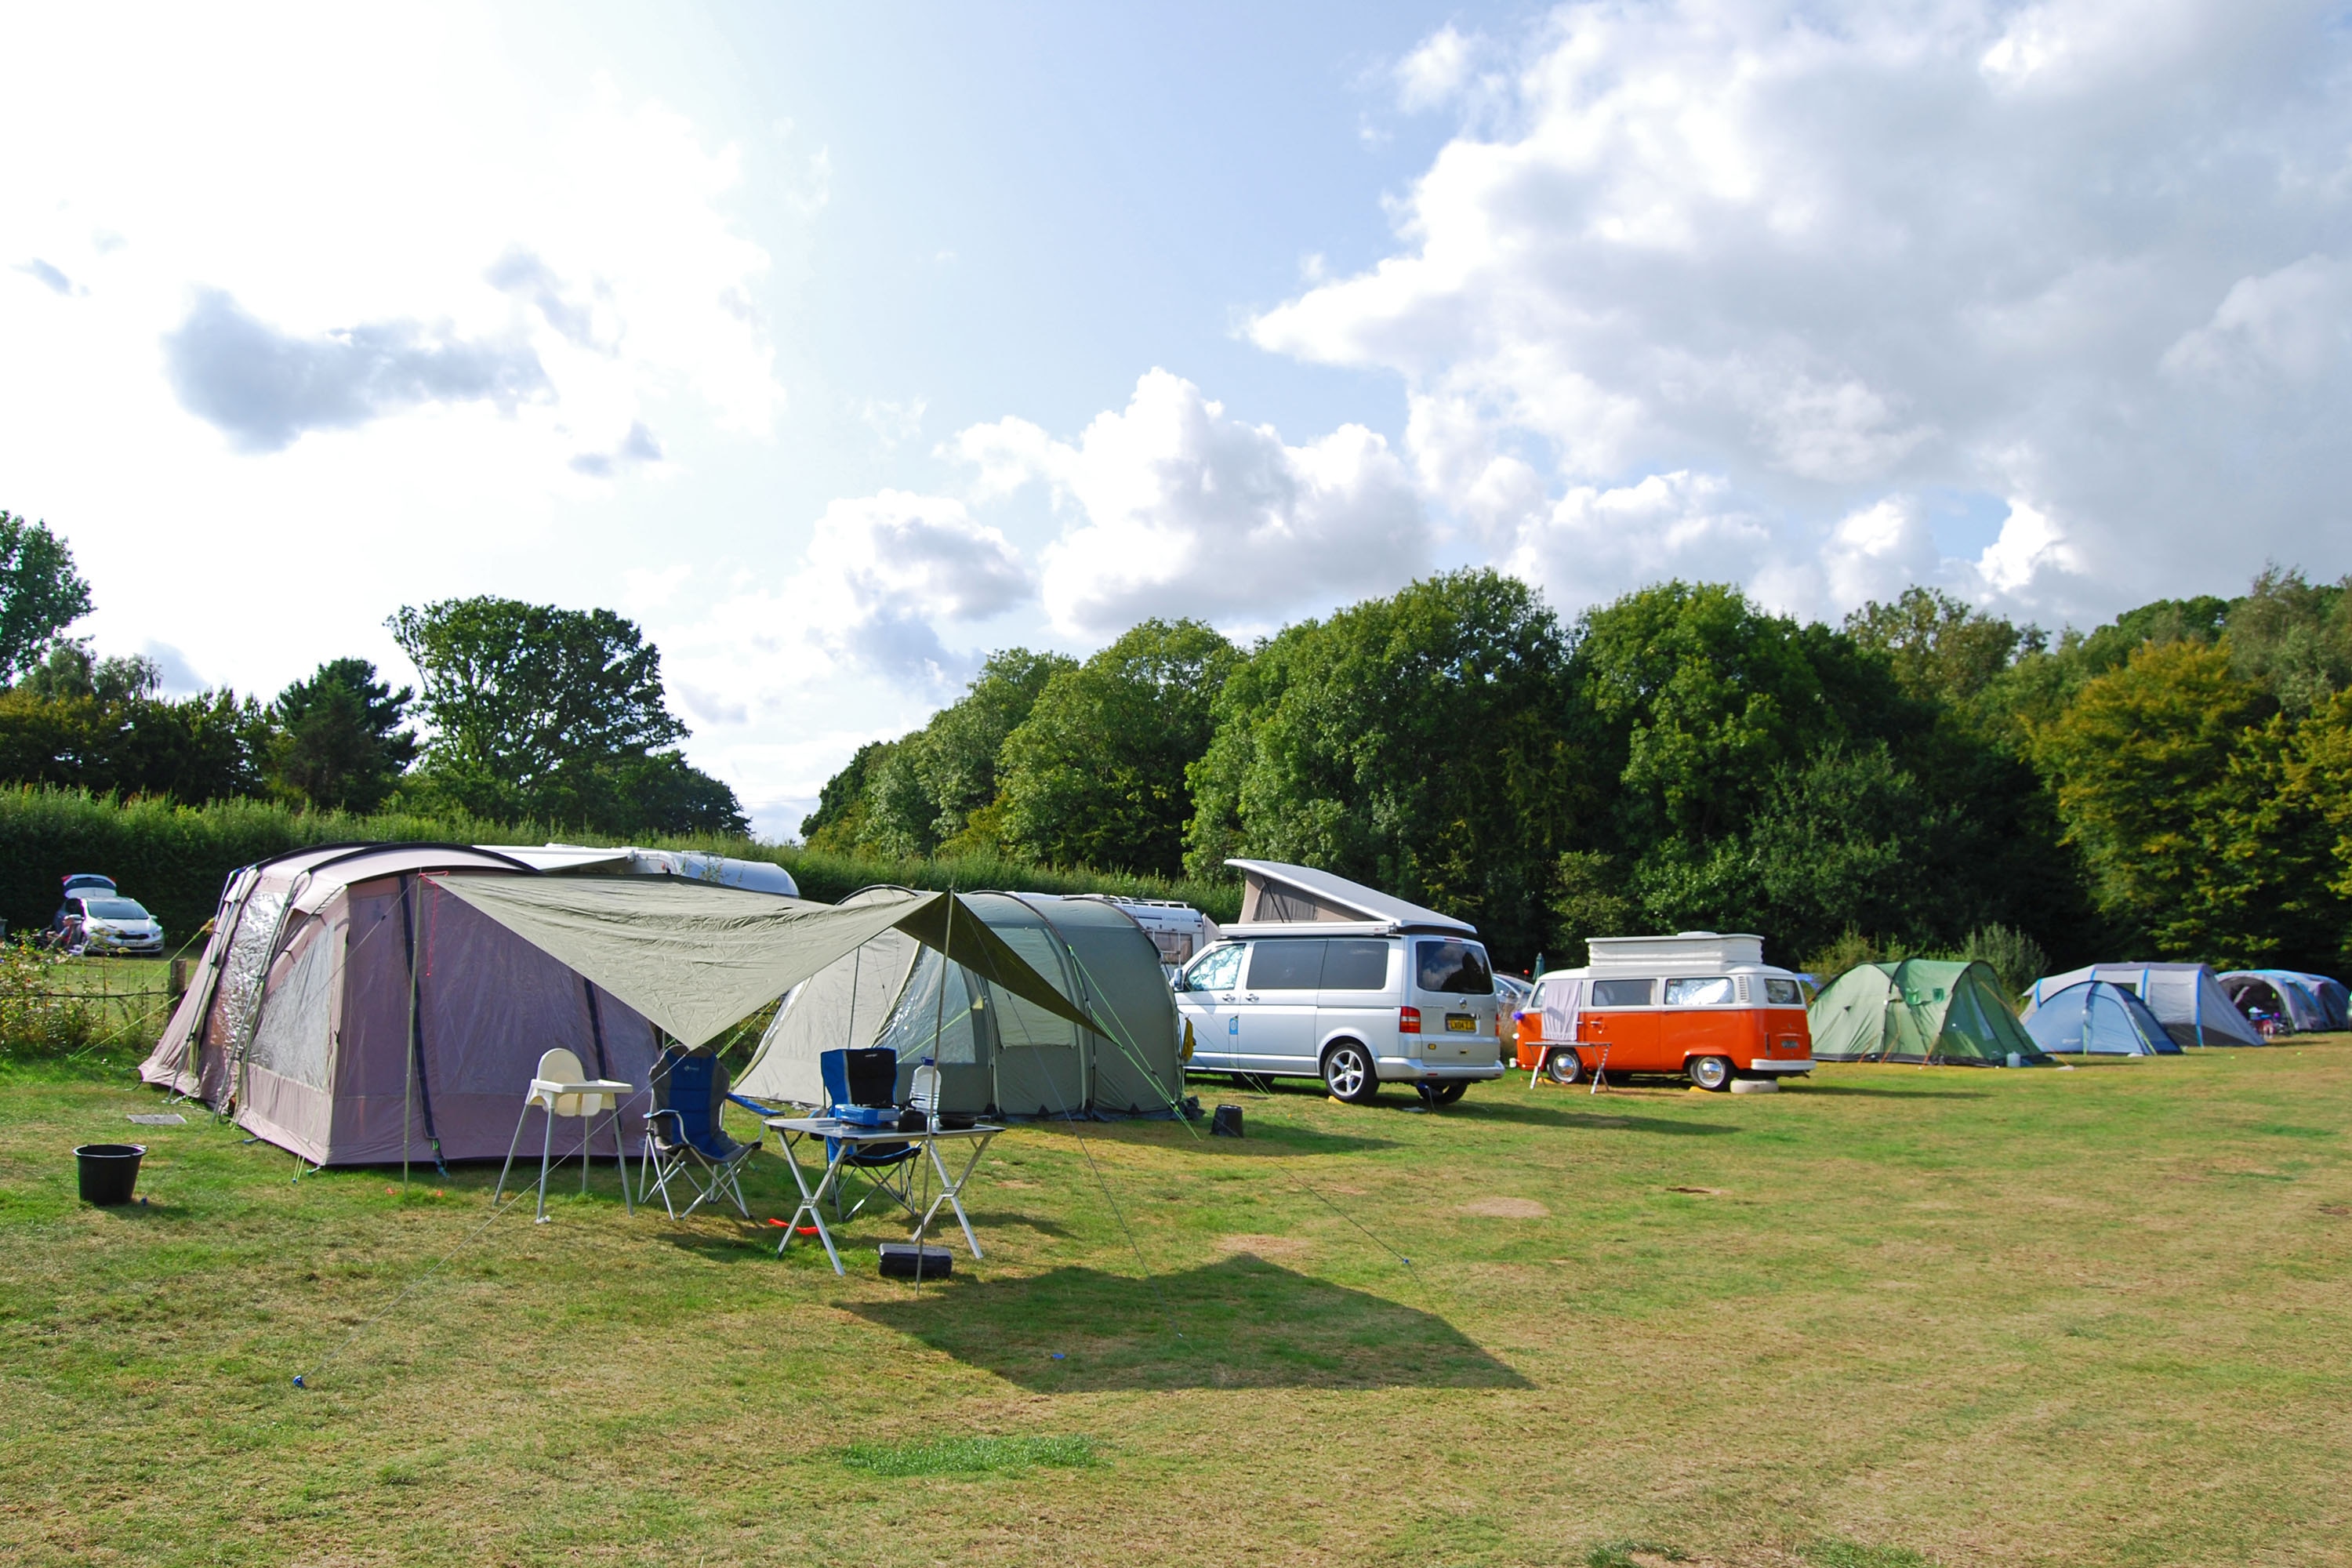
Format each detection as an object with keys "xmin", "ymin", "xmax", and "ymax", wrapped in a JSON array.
[
  {"xmin": 428, "ymin": 875, "xmax": 1117, "ymax": 1049},
  {"xmin": 2218, "ymin": 971, "xmax": 2328, "ymax": 1033}
]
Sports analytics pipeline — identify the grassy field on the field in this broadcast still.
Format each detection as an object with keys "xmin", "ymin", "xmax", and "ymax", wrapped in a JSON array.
[{"xmin": 2, "ymin": 1042, "xmax": 2349, "ymax": 1566}]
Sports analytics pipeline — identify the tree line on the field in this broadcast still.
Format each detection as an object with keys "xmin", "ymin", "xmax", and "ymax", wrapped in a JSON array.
[
  {"xmin": 0, "ymin": 510, "xmax": 746, "ymax": 837},
  {"xmin": 808, "ymin": 564, "xmax": 2352, "ymax": 977}
]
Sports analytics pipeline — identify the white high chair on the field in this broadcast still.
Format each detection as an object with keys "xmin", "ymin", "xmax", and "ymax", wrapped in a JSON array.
[{"xmin": 494, "ymin": 1047, "xmax": 637, "ymax": 1222}]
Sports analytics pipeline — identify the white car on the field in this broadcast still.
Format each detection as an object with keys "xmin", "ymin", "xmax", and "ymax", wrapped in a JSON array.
[
  {"xmin": 1174, "ymin": 931, "xmax": 1507, "ymax": 1105},
  {"xmin": 65, "ymin": 895, "xmax": 165, "ymax": 956}
]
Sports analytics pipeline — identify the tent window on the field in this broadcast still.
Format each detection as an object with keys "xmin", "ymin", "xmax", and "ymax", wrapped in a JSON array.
[
  {"xmin": 990, "ymin": 926, "xmax": 1080, "ymax": 1051},
  {"xmin": 247, "ymin": 916, "xmax": 336, "ymax": 1089},
  {"xmin": 879, "ymin": 950, "xmax": 984, "ymax": 1064},
  {"xmin": 212, "ymin": 890, "xmax": 285, "ymax": 1050}
]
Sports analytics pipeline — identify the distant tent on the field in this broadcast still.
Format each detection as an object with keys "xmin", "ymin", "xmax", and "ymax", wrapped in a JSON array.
[
  {"xmin": 737, "ymin": 890, "xmax": 1184, "ymax": 1119},
  {"xmin": 2028, "ymin": 964, "xmax": 2265, "ymax": 1047},
  {"xmin": 2021, "ymin": 981, "xmax": 2180, "ymax": 1057},
  {"xmin": 1808, "ymin": 959, "xmax": 2050, "ymax": 1065},
  {"xmin": 2218, "ymin": 971, "xmax": 2329, "ymax": 1034},
  {"xmin": 2284, "ymin": 972, "xmax": 2352, "ymax": 1030}
]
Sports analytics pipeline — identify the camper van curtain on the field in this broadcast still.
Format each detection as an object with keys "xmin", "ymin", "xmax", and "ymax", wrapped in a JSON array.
[{"xmin": 426, "ymin": 876, "xmax": 1113, "ymax": 1049}]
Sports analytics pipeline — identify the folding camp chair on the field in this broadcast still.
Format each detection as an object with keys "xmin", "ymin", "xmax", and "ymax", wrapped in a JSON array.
[
  {"xmin": 820, "ymin": 1046, "xmax": 923, "ymax": 1224},
  {"xmin": 641, "ymin": 1047, "xmax": 762, "ymax": 1220}
]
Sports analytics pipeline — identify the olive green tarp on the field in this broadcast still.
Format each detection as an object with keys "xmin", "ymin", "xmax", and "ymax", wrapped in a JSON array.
[
  {"xmin": 1807, "ymin": 959, "xmax": 2050, "ymax": 1065},
  {"xmin": 427, "ymin": 876, "xmax": 1116, "ymax": 1050}
]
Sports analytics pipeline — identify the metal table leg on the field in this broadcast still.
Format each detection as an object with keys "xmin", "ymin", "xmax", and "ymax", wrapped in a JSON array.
[{"xmin": 775, "ymin": 1131, "xmax": 851, "ymax": 1275}]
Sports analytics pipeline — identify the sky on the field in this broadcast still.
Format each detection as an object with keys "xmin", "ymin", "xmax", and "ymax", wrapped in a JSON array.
[{"xmin": 5, "ymin": 1, "xmax": 2350, "ymax": 837}]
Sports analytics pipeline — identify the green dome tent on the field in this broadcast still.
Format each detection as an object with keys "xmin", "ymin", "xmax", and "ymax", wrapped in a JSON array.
[{"xmin": 1809, "ymin": 959, "xmax": 2051, "ymax": 1065}]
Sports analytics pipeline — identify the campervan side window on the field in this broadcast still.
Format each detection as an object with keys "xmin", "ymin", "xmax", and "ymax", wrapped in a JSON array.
[
  {"xmin": 1763, "ymin": 978, "xmax": 1802, "ymax": 1005},
  {"xmin": 1664, "ymin": 976, "xmax": 1734, "ymax": 1006},
  {"xmin": 1247, "ymin": 940, "xmax": 1327, "ymax": 990},
  {"xmin": 1414, "ymin": 939, "xmax": 1494, "ymax": 995},
  {"xmin": 1322, "ymin": 938, "xmax": 1391, "ymax": 990},
  {"xmin": 1592, "ymin": 978, "xmax": 1654, "ymax": 1007}
]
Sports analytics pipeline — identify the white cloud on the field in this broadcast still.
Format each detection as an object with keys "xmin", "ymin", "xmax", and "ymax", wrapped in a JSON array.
[
  {"xmin": 951, "ymin": 368, "xmax": 1431, "ymax": 636},
  {"xmin": 1254, "ymin": 0, "xmax": 2352, "ymax": 625}
]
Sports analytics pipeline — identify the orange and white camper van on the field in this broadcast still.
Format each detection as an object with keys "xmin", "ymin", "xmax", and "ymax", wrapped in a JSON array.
[{"xmin": 1514, "ymin": 932, "xmax": 1813, "ymax": 1091}]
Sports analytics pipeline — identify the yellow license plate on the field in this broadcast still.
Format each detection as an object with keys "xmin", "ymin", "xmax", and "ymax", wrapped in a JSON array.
[{"xmin": 1446, "ymin": 1014, "xmax": 1476, "ymax": 1032}]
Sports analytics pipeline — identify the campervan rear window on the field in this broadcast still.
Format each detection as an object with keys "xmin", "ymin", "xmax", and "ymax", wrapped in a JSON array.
[
  {"xmin": 1592, "ymin": 978, "xmax": 1654, "ymax": 1007},
  {"xmin": 1414, "ymin": 939, "xmax": 1494, "ymax": 995},
  {"xmin": 1763, "ymin": 978, "xmax": 1802, "ymax": 1005},
  {"xmin": 1664, "ymin": 976, "xmax": 1734, "ymax": 1006}
]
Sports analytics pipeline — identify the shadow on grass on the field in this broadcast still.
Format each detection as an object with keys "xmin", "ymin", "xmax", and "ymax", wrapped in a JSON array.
[
  {"xmin": 848, "ymin": 1251, "xmax": 1533, "ymax": 1391},
  {"xmin": 1029, "ymin": 1120, "xmax": 1402, "ymax": 1159},
  {"xmin": 1454, "ymin": 1100, "xmax": 1742, "ymax": 1136},
  {"xmin": 1794, "ymin": 1084, "xmax": 1990, "ymax": 1101}
]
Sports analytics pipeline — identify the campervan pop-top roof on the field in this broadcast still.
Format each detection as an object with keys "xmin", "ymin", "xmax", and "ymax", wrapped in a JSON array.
[
  {"xmin": 1225, "ymin": 858, "xmax": 1475, "ymax": 937},
  {"xmin": 1586, "ymin": 932, "xmax": 1768, "ymax": 975}
]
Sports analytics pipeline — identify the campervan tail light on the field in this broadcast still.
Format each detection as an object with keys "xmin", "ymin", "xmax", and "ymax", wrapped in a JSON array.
[{"xmin": 1398, "ymin": 1004, "xmax": 1421, "ymax": 1034}]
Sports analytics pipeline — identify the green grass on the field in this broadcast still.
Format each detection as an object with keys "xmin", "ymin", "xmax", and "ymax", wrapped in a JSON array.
[
  {"xmin": 840, "ymin": 1433, "xmax": 1102, "ymax": 1475},
  {"xmin": 4, "ymin": 1044, "xmax": 2351, "ymax": 1565}
]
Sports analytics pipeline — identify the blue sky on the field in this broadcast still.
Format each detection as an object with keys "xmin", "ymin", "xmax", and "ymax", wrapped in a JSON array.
[{"xmin": 5, "ymin": 2, "xmax": 2350, "ymax": 834}]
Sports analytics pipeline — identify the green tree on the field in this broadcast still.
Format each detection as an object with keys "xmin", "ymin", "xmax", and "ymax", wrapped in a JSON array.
[
  {"xmin": 1186, "ymin": 572, "xmax": 1577, "ymax": 963},
  {"xmin": 389, "ymin": 596, "xmax": 742, "ymax": 834},
  {"xmin": 1000, "ymin": 619, "xmax": 1237, "ymax": 877},
  {"xmin": 801, "ymin": 740, "xmax": 895, "ymax": 852},
  {"xmin": 265, "ymin": 659, "xmax": 419, "ymax": 811},
  {"xmin": 2033, "ymin": 638, "xmax": 2267, "ymax": 953},
  {"xmin": 1844, "ymin": 586, "xmax": 2041, "ymax": 715},
  {"xmin": 0, "ymin": 685, "xmax": 266, "ymax": 803},
  {"xmin": 18, "ymin": 644, "xmax": 160, "ymax": 703},
  {"xmin": 920, "ymin": 648, "xmax": 1074, "ymax": 853},
  {"xmin": 0, "ymin": 513, "xmax": 93, "ymax": 685}
]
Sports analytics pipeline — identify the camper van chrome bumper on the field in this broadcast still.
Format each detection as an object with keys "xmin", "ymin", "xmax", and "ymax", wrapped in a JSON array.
[{"xmin": 1744, "ymin": 1057, "xmax": 1813, "ymax": 1075}]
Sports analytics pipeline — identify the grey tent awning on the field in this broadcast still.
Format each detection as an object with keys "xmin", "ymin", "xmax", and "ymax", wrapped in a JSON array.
[{"xmin": 427, "ymin": 875, "xmax": 1116, "ymax": 1048}]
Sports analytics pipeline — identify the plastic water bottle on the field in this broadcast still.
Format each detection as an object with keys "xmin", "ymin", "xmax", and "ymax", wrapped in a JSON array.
[{"xmin": 909, "ymin": 1057, "xmax": 941, "ymax": 1129}]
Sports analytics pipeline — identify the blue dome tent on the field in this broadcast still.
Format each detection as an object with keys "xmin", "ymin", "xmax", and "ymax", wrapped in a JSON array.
[{"xmin": 2022, "ymin": 980, "xmax": 2180, "ymax": 1058}]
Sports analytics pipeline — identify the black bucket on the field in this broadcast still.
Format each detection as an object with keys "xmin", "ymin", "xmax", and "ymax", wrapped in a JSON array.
[
  {"xmin": 1210, "ymin": 1104, "xmax": 1244, "ymax": 1138},
  {"xmin": 75, "ymin": 1143, "xmax": 145, "ymax": 1206}
]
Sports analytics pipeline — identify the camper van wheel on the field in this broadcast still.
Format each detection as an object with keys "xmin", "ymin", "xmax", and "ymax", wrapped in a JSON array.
[
  {"xmin": 1687, "ymin": 1055, "xmax": 1733, "ymax": 1092},
  {"xmin": 1322, "ymin": 1042, "xmax": 1379, "ymax": 1105},
  {"xmin": 1545, "ymin": 1049, "xmax": 1583, "ymax": 1085}
]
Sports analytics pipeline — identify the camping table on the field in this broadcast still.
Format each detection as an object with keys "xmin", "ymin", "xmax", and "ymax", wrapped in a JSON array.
[{"xmin": 763, "ymin": 1116, "xmax": 1004, "ymax": 1276}]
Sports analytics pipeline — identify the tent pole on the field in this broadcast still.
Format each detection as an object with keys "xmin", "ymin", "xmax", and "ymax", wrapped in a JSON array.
[{"xmin": 401, "ymin": 874, "xmax": 416, "ymax": 1191}]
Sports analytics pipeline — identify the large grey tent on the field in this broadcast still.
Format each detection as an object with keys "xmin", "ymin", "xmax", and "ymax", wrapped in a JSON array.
[
  {"xmin": 2287, "ymin": 972, "xmax": 2352, "ymax": 1030},
  {"xmin": 2021, "ymin": 981, "xmax": 2180, "ymax": 1057},
  {"xmin": 737, "ymin": 889, "xmax": 1184, "ymax": 1118},
  {"xmin": 2027, "ymin": 963, "xmax": 2264, "ymax": 1047},
  {"xmin": 141, "ymin": 844, "xmax": 670, "ymax": 1166},
  {"xmin": 142, "ymin": 848, "xmax": 1118, "ymax": 1165},
  {"xmin": 2217, "ymin": 971, "xmax": 2328, "ymax": 1034}
]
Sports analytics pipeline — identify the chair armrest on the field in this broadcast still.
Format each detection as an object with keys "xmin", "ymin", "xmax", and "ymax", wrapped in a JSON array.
[{"xmin": 726, "ymin": 1093, "xmax": 784, "ymax": 1117}]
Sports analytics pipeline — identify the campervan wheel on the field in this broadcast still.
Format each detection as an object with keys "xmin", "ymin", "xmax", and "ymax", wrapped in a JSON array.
[
  {"xmin": 1545, "ymin": 1048, "xmax": 1583, "ymax": 1085},
  {"xmin": 1687, "ymin": 1054, "xmax": 1733, "ymax": 1092}
]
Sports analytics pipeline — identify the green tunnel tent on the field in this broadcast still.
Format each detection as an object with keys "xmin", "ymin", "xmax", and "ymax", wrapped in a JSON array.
[
  {"xmin": 1808, "ymin": 959, "xmax": 2051, "ymax": 1065},
  {"xmin": 735, "ymin": 889, "xmax": 1185, "ymax": 1118}
]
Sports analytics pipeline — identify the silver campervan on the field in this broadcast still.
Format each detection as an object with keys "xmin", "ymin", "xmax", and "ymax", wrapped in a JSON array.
[{"xmin": 1174, "ymin": 859, "xmax": 1504, "ymax": 1105}]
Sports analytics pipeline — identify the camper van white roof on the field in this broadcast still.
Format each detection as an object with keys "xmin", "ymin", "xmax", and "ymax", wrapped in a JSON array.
[
  {"xmin": 1225, "ymin": 858, "xmax": 1474, "ymax": 935},
  {"xmin": 1586, "ymin": 932, "xmax": 1765, "ymax": 975}
]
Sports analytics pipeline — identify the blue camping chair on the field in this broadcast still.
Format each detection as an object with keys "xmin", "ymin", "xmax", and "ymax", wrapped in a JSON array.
[
  {"xmin": 641, "ymin": 1047, "xmax": 761, "ymax": 1220},
  {"xmin": 820, "ymin": 1046, "xmax": 923, "ymax": 1223}
]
